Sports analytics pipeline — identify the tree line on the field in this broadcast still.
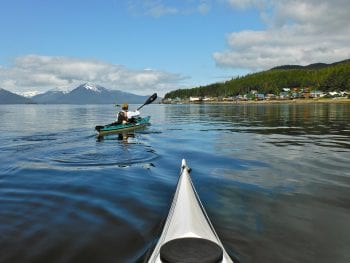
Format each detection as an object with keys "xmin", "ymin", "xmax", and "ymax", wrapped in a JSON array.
[{"xmin": 164, "ymin": 59, "xmax": 350, "ymax": 99}]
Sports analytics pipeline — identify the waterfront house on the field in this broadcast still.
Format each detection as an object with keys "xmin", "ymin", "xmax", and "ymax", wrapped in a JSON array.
[
  {"xmin": 279, "ymin": 91, "xmax": 290, "ymax": 99},
  {"xmin": 310, "ymin": 90, "xmax": 325, "ymax": 98},
  {"xmin": 190, "ymin": 96, "xmax": 202, "ymax": 102},
  {"xmin": 202, "ymin": 97, "xmax": 214, "ymax": 101},
  {"xmin": 265, "ymin": 94, "xmax": 276, "ymax": 100},
  {"xmin": 256, "ymin": 94, "xmax": 265, "ymax": 100}
]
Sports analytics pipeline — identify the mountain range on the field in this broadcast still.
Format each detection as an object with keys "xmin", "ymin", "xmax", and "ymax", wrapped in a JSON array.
[
  {"xmin": 0, "ymin": 83, "xmax": 152, "ymax": 104},
  {"xmin": 0, "ymin": 88, "xmax": 34, "ymax": 104}
]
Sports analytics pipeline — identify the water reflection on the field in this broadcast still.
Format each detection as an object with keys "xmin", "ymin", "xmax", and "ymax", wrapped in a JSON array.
[
  {"xmin": 96, "ymin": 132, "xmax": 135, "ymax": 142},
  {"xmin": 164, "ymin": 103, "xmax": 350, "ymax": 134},
  {"xmin": 163, "ymin": 103, "xmax": 350, "ymax": 151},
  {"xmin": 1, "ymin": 103, "xmax": 350, "ymax": 263}
]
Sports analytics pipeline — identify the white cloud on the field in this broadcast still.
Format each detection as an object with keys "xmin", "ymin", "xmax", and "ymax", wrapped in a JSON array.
[
  {"xmin": 0, "ymin": 55, "xmax": 185, "ymax": 95},
  {"xmin": 215, "ymin": 0, "xmax": 350, "ymax": 70},
  {"xmin": 128, "ymin": 0, "xmax": 211, "ymax": 17},
  {"xmin": 145, "ymin": 4, "xmax": 178, "ymax": 17},
  {"xmin": 226, "ymin": 0, "xmax": 262, "ymax": 9},
  {"xmin": 197, "ymin": 2, "xmax": 211, "ymax": 14}
]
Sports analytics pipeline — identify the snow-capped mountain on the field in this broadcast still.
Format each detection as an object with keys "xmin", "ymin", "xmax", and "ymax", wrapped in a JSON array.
[
  {"xmin": 1, "ymin": 83, "xmax": 153, "ymax": 104},
  {"xmin": 81, "ymin": 82, "xmax": 102, "ymax": 92},
  {"xmin": 0, "ymin": 88, "xmax": 34, "ymax": 104},
  {"xmin": 31, "ymin": 88, "xmax": 67, "ymax": 104},
  {"xmin": 16, "ymin": 91, "xmax": 42, "ymax": 98},
  {"xmin": 31, "ymin": 83, "xmax": 150, "ymax": 104}
]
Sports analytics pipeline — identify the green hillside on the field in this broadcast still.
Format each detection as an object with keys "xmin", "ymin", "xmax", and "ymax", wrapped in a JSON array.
[{"xmin": 164, "ymin": 59, "xmax": 350, "ymax": 99}]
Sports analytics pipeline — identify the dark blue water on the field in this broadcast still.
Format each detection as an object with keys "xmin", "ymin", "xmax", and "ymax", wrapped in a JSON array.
[{"xmin": 1, "ymin": 103, "xmax": 350, "ymax": 263}]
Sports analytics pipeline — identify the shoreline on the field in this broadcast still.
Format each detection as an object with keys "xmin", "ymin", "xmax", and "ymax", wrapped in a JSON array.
[{"xmin": 166, "ymin": 98, "xmax": 350, "ymax": 105}]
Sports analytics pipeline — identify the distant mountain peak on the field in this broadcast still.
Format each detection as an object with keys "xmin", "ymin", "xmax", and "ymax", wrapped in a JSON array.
[
  {"xmin": 81, "ymin": 82, "xmax": 103, "ymax": 93},
  {"xmin": 24, "ymin": 83, "xmax": 150, "ymax": 104},
  {"xmin": 47, "ymin": 87, "xmax": 68, "ymax": 94},
  {"xmin": 16, "ymin": 90, "xmax": 41, "ymax": 98},
  {"xmin": 0, "ymin": 88, "xmax": 34, "ymax": 104}
]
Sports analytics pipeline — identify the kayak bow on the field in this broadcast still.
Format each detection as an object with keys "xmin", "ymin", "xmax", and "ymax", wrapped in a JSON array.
[
  {"xmin": 95, "ymin": 116, "xmax": 150, "ymax": 136},
  {"xmin": 147, "ymin": 159, "xmax": 234, "ymax": 263}
]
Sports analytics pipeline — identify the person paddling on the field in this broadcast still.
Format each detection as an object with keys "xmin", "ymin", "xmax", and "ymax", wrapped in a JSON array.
[
  {"xmin": 117, "ymin": 103, "xmax": 140, "ymax": 124},
  {"xmin": 95, "ymin": 93, "xmax": 157, "ymax": 135},
  {"xmin": 117, "ymin": 103, "xmax": 129, "ymax": 124}
]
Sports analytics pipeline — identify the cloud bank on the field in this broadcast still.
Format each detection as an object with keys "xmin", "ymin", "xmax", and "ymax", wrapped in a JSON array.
[
  {"xmin": 0, "ymin": 55, "xmax": 185, "ymax": 95},
  {"xmin": 214, "ymin": 0, "xmax": 350, "ymax": 70}
]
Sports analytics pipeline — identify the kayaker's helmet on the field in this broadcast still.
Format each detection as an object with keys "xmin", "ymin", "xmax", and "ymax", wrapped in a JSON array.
[{"xmin": 122, "ymin": 103, "xmax": 128, "ymax": 110}]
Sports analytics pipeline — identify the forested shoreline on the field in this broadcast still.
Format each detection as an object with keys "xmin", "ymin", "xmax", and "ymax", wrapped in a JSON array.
[{"xmin": 164, "ymin": 59, "xmax": 350, "ymax": 99}]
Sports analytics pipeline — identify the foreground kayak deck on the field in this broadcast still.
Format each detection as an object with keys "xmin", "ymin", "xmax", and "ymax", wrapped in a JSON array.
[
  {"xmin": 95, "ymin": 116, "xmax": 150, "ymax": 136},
  {"xmin": 147, "ymin": 159, "xmax": 234, "ymax": 263}
]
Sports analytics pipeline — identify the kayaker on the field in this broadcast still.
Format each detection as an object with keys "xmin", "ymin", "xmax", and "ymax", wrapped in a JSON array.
[
  {"xmin": 117, "ymin": 103, "xmax": 140, "ymax": 124},
  {"xmin": 117, "ymin": 103, "xmax": 129, "ymax": 124}
]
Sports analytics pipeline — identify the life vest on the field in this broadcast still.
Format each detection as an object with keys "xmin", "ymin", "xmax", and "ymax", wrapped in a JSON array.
[{"xmin": 117, "ymin": 110, "xmax": 128, "ymax": 123}]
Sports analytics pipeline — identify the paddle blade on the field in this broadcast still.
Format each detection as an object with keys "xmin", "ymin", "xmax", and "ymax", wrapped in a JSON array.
[{"xmin": 137, "ymin": 93, "xmax": 157, "ymax": 110}]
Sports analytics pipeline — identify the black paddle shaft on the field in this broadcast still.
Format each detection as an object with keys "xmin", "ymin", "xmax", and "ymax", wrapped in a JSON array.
[{"xmin": 137, "ymin": 93, "xmax": 157, "ymax": 110}]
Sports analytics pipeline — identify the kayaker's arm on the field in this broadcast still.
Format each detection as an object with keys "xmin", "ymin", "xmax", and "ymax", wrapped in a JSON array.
[{"xmin": 127, "ymin": 110, "xmax": 140, "ymax": 119}]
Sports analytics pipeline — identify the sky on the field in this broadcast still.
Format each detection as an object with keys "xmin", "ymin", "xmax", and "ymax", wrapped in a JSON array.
[{"xmin": 0, "ymin": 0, "xmax": 349, "ymax": 97}]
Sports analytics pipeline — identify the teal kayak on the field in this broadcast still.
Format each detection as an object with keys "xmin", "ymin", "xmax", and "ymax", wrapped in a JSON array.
[
  {"xmin": 95, "ymin": 116, "xmax": 151, "ymax": 136},
  {"xmin": 147, "ymin": 159, "xmax": 234, "ymax": 263}
]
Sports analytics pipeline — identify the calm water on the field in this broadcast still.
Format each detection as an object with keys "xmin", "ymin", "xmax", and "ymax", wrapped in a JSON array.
[{"xmin": 0, "ymin": 103, "xmax": 350, "ymax": 263}]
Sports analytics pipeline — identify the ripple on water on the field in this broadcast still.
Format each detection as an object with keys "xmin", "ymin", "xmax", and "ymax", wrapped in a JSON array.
[
  {"xmin": 47, "ymin": 143, "xmax": 158, "ymax": 169},
  {"xmin": 0, "ymin": 182, "xmax": 150, "ymax": 262},
  {"xmin": 10, "ymin": 131, "xmax": 159, "ymax": 170}
]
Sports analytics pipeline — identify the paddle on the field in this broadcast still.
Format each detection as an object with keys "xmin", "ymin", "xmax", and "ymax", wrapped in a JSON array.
[{"xmin": 137, "ymin": 93, "xmax": 158, "ymax": 111}]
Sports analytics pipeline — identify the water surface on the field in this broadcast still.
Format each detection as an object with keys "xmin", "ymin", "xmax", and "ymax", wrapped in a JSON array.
[{"xmin": 0, "ymin": 103, "xmax": 349, "ymax": 263}]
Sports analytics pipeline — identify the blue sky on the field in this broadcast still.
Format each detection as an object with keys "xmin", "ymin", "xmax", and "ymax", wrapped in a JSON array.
[{"xmin": 0, "ymin": 0, "xmax": 349, "ymax": 96}]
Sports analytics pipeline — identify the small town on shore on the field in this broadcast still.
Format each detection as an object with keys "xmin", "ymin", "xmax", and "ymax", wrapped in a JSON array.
[{"xmin": 162, "ymin": 88, "xmax": 350, "ymax": 104}]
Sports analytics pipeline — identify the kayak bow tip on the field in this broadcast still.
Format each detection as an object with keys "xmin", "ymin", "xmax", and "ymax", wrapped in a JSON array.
[
  {"xmin": 181, "ymin": 159, "xmax": 187, "ymax": 168},
  {"xmin": 181, "ymin": 159, "xmax": 192, "ymax": 173}
]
